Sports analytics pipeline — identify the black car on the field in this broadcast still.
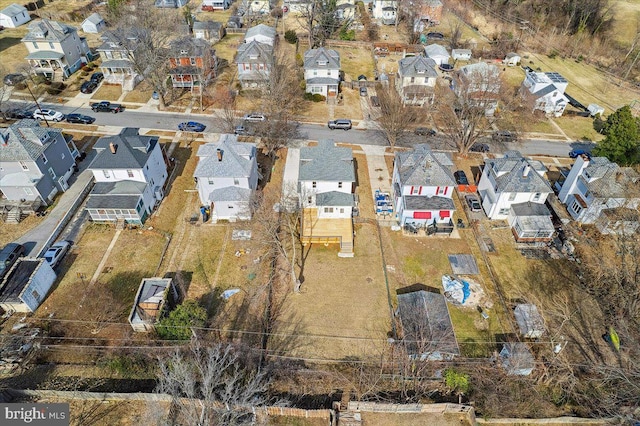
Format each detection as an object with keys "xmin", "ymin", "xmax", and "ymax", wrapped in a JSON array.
[
  {"xmin": 0, "ymin": 243, "xmax": 25, "ymax": 281},
  {"xmin": 493, "ymin": 130, "xmax": 516, "ymax": 142},
  {"xmin": 3, "ymin": 73, "xmax": 26, "ymax": 86},
  {"xmin": 414, "ymin": 127, "xmax": 437, "ymax": 136},
  {"xmin": 454, "ymin": 170, "xmax": 469, "ymax": 185},
  {"xmin": 470, "ymin": 143, "xmax": 490, "ymax": 153},
  {"xmin": 90, "ymin": 72, "xmax": 104, "ymax": 83},
  {"xmin": 2, "ymin": 107, "xmax": 34, "ymax": 120},
  {"xmin": 66, "ymin": 113, "xmax": 96, "ymax": 124},
  {"xmin": 80, "ymin": 80, "xmax": 98, "ymax": 94}
]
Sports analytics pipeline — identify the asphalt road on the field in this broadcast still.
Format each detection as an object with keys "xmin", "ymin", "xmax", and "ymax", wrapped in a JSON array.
[{"xmin": 32, "ymin": 101, "xmax": 594, "ymax": 157}]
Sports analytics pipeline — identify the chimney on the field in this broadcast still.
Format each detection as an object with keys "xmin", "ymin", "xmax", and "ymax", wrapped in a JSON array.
[
  {"xmin": 216, "ymin": 148, "xmax": 223, "ymax": 161},
  {"xmin": 109, "ymin": 142, "xmax": 117, "ymax": 154},
  {"xmin": 522, "ymin": 164, "xmax": 531, "ymax": 177},
  {"xmin": 0, "ymin": 132, "xmax": 8, "ymax": 146}
]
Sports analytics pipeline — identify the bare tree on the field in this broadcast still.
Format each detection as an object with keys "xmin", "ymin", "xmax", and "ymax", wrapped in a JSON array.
[
  {"xmin": 296, "ymin": 0, "xmax": 342, "ymax": 48},
  {"xmin": 156, "ymin": 341, "xmax": 273, "ymax": 426},
  {"xmin": 214, "ymin": 86, "xmax": 238, "ymax": 133},
  {"xmin": 374, "ymin": 83, "xmax": 420, "ymax": 147},
  {"xmin": 448, "ymin": 20, "xmax": 465, "ymax": 50}
]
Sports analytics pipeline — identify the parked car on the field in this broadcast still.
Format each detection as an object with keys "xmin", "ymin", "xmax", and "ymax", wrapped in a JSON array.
[
  {"xmin": 234, "ymin": 125, "xmax": 249, "ymax": 135},
  {"xmin": 90, "ymin": 72, "xmax": 104, "ymax": 83},
  {"xmin": 569, "ymin": 149, "xmax": 590, "ymax": 159},
  {"xmin": 1, "ymin": 105, "xmax": 34, "ymax": 120},
  {"xmin": 66, "ymin": 113, "xmax": 96, "ymax": 124},
  {"xmin": 80, "ymin": 80, "xmax": 98, "ymax": 94},
  {"xmin": 243, "ymin": 113, "xmax": 266, "ymax": 122},
  {"xmin": 178, "ymin": 121, "xmax": 206, "ymax": 132},
  {"xmin": 370, "ymin": 96, "xmax": 380, "ymax": 107},
  {"xmin": 470, "ymin": 143, "xmax": 490, "ymax": 153},
  {"xmin": 427, "ymin": 32, "xmax": 444, "ymax": 39},
  {"xmin": 414, "ymin": 127, "xmax": 437, "ymax": 136},
  {"xmin": 0, "ymin": 243, "xmax": 25, "ymax": 281},
  {"xmin": 465, "ymin": 195, "xmax": 482, "ymax": 212},
  {"xmin": 493, "ymin": 130, "xmax": 516, "ymax": 142},
  {"xmin": 454, "ymin": 170, "xmax": 469, "ymax": 185},
  {"xmin": 328, "ymin": 119, "xmax": 352, "ymax": 130},
  {"xmin": 3, "ymin": 73, "xmax": 26, "ymax": 86},
  {"xmin": 33, "ymin": 108, "xmax": 64, "ymax": 122},
  {"xmin": 359, "ymin": 86, "xmax": 368, "ymax": 97},
  {"xmin": 43, "ymin": 241, "xmax": 71, "ymax": 268},
  {"xmin": 91, "ymin": 101, "xmax": 123, "ymax": 113}
]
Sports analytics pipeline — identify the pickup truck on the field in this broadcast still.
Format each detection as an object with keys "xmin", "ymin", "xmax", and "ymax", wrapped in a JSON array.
[{"xmin": 90, "ymin": 101, "xmax": 123, "ymax": 113}]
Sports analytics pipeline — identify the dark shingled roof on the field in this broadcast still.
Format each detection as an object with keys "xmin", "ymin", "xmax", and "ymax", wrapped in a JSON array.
[
  {"xmin": 299, "ymin": 139, "xmax": 354, "ymax": 183},
  {"xmin": 404, "ymin": 195, "xmax": 454, "ymax": 210},
  {"xmin": 88, "ymin": 128, "xmax": 157, "ymax": 170},
  {"xmin": 316, "ymin": 191, "xmax": 354, "ymax": 207},
  {"xmin": 395, "ymin": 144, "xmax": 455, "ymax": 187}
]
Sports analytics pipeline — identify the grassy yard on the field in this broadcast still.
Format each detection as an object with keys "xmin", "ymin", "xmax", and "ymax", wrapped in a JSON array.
[
  {"xmin": 335, "ymin": 47, "xmax": 375, "ymax": 81},
  {"xmin": 0, "ymin": 216, "xmax": 44, "ymax": 247},
  {"xmin": 123, "ymin": 81, "xmax": 154, "ymax": 103},
  {"xmin": 92, "ymin": 83, "xmax": 123, "ymax": 101},
  {"xmin": 552, "ymin": 116, "xmax": 604, "ymax": 142},
  {"xmin": 0, "ymin": 27, "xmax": 29, "ymax": 72}
]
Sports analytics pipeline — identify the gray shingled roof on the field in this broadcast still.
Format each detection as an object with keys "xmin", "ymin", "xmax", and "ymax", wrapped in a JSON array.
[
  {"xmin": 298, "ymin": 139, "xmax": 354, "ymax": 182},
  {"xmin": 397, "ymin": 290, "xmax": 460, "ymax": 357},
  {"xmin": 244, "ymin": 24, "xmax": 276, "ymax": 40},
  {"xmin": 1, "ymin": 3, "xmax": 27, "ymax": 18},
  {"xmin": 398, "ymin": 56, "xmax": 437, "ymax": 78},
  {"xmin": 194, "ymin": 134, "xmax": 256, "ymax": 179},
  {"xmin": 86, "ymin": 194, "xmax": 141, "ymax": 209},
  {"xmin": 584, "ymin": 160, "xmax": 640, "ymax": 198},
  {"xmin": 510, "ymin": 201, "xmax": 551, "ymax": 217},
  {"xmin": 0, "ymin": 119, "xmax": 64, "ymax": 161},
  {"xmin": 86, "ymin": 181, "xmax": 146, "ymax": 209},
  {"xmin": 89, "ymin": 128, "xmax": 157, "ymax": 170},
  {"xmin": 404, "ymin": 195, "xmax": 454, "ymax": 210},
  {"xmin": 91, "ymin": 180, "xmax": 147, "ymax": 195},
  {"xmin": 193, "ymin": 20, "xmax": 223, "ymax": 31},
  {"xmin": 169, "ymin": 37, "xmax": 210, "ymax": 57},
  {"xmin": 303, "ymin": 47, "xmax": 340, "ymax": 70},
  {"xmin": 84, "ymin": 13, "xmax": 104, "ymax": 25},
  {"xmin": 316, "ymin": 191, "xmax": 354, "ymax": 207},
  {"xmin": 306, "ymin": 77, "xmax": 340, "ymax": 85},
  {"xmin": 208, "ymin": 186, "xmax": 252, "ymax": 202},
  {"xmin": 100, "ymin": 59, "xmax": 134, "ymax": 69},
  {"xmin": 424, "ymin": 44, "xmax": 449, "ymax": 58},
  {"xmin": 22, "ymin": 19, "xmax": 76, "ymax": 42},
  {"xmin": 395, "ymin": 144, "xmax": 455, "ymax": 187},
  {"xmin": 487, "ymin": 151, "xmax": 552, "ymax": 194},
  {"xmin": 236, "ymin": 40, "xmax": 273, "ymax": 64}
]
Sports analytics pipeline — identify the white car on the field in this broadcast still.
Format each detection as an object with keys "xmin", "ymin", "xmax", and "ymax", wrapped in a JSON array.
[
  {"xmin": 44, "ymin": 241, "xmax": 71, "ymax": 268},
  {"xmin": 33, "ymin": 109, "xmax": 65, "ymax": 122},
  {"xmin": 243, "ymin": 113, "xmax": 266, "ymax": 122}
]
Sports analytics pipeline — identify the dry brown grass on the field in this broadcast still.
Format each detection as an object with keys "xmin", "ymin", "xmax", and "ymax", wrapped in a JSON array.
[
  {"xmin": 93, "ymin": 83, "xmax": 123, "ymax": 101},
  {"xmin": 0, "ymin": 215, "xmax": 44, "ymax": 247},
  {"xmin": 361, "ymin": 411, "xmax": 475, "ymax": 426},
  {"xmin": 214, "ymin": 33, "xmax": 244, "ymax": 63},
  {"xmin": 354, "ymin": 153, "xmax": 375, "ymax": 220},
  {"xmin": 334, "ymin": 46, "xmax": 375, "ymax": 81},
  {"xmin": 552, "ymin": 116, "xmax": 604, "ymax": 142},
  {"xmin": 123, "ymin": 81, "xmax": 154, "ymax": 104},
  {"xmin": 0, "ymin": 27, "xmax": 29, "ymax": 72}
]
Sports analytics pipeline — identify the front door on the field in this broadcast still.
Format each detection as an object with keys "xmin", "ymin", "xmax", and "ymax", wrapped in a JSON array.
[{"xmin": 58, "ymin": 177, "xmax": 68, "ymax": 191}]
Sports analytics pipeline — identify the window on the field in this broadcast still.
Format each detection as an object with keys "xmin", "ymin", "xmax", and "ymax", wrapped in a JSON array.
[
  {"xmin": 571, "ymin": 200, "xmax": 582, "ymax": 214},
  {"xmin": 327, "ymin": 70, "xmax": 330, "ymax": 76},
  {"xmin": 77, "ymin": 46, "xmax": 81, "ymax": 54},
  {"xmin": 508, "ymin": 192, "xmax": 516, "ymax": 201},
  {"xmin": 313, "ymin": 70, "xmax": 318, "ymax": 76},
  {"xmin": 498, "ymin": 208, "xmax": 510, "ymax": 215},
  {"xmin": 533, "ymin": 192, "xmax": 541, "ymax": 201},
  {"xmin": 32, "ymin": 41, "xmax": 37, "ymax": 49},
  {"xmin": 190, "ymin": 58, "xmax": 197, "ymax": 66},
  {"xmin": 228, "ymin": 205, "xmax": 234, "ymax": 209},
  {"xmin": 42, "ymin": 154, "xmax": 48, "ymax": 164},
  {"xmin": 103, "ymin": 170, "xmax": 111, "ymax": 178},
  {"xmin": 324, "ymin": 207, "xmax": 334, "ymax": 213},
  {"xmin": 24, "ymin": 188, "xmax": 34, "ymax": 195},
  {"xmin": 127, "ymin": 170, "xmax": 134, "ymax": 178},
  {"xmin": 20, "ymin": 161, "xmax": 29, "ymax": 171},
  {"xmin": 307, "ymin": 196, "xmax": 312, "ymax": 204},
  {"xmin": 437, "ymin": 187, "xmax": 445, "ymax": 195},
  {"xmin": 340, "ymin": 208, "xmax": 344, "ymax": 214},
  {"xmin": 31, "ymin": 289, "xmax": 41, "ymax": 302},
  {"xmin": 208, "ymin": 178, "xmax": 214, "ymax": 185},
  {"xmin": 312, "ymin": 181, "xmax": 317, "ymax": 188},
  {"xmin": 411, "ymin": 186, "xmax": 419, "ymax": 195},
  {"xmin": 338, "ymin": 182, "xmax": 343, "ymax": 188},
  {"xmin": 410, "ymin": 77, "xmax": 415, "ymax": 83},
  {"xmin": 234, "ymin": 178, "xmax": 240, "ymax": 185},
  {"xmin": 48, "ymin": 167, "xmax": 56, "ymax": 179}
]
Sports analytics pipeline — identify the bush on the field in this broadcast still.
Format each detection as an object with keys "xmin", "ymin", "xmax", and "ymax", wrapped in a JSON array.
[
  {"xmin": 156, "ymin": 300, "xmax": 207, "ymax": 340},
  {"xmin": 311, "ymin": 94, "xmax": 326, "ymax": 102},
  {"xmin": 339, "ymin": 29, "xmax": 356, "ymax": 41},
  {"xmin": 295, "ymin": 53, "xmax": 303, "ymax": 67},
  {"xmin": 303, "ymin": 92, "xmax": 313, "ymax": 101},
  {"xmin": 45, "ymin": 82, "xmax": 66, "ymax": 95},
  {"xmin": 284, "ymin": 30, "xmax": 298, "ymax": 44}
]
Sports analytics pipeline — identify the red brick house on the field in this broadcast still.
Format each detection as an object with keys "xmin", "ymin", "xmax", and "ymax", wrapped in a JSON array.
[{"xmin": 168, "ymin": 38, "xmax": 217, "ymax": 94}]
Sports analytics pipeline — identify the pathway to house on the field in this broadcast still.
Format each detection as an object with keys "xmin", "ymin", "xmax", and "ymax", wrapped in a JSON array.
[
  {"xmin": 547, "ymin": 118, "xmax": 572, "ymax": 142},
  {"xmin": 282, "ymin": 145, "xmax": 301, "ymax": 204},
  {"xmin": 360, "ymin": 144, "xmax": 392, "ymax": 201},
  {"xmin": 88, "ymin": 229, "xmax": 123, "ymax": 286}
]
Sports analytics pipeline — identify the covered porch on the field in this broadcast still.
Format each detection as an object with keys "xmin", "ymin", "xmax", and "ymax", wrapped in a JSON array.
[
  {"xmin": 100, "ymin": 59, "xmax": 140, "ymax": 90},
  {"xmin": 26, "ymin": 51, "xmax": 68, "ymax": 79},
  {"xmin": 508, "ymin": 202, "xmax": 555, "ymax": 243}
]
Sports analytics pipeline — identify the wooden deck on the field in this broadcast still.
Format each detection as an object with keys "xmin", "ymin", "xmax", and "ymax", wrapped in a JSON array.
[{"xmin": 301, "ymin": 208, "xmax": 354, "ymax": 256}]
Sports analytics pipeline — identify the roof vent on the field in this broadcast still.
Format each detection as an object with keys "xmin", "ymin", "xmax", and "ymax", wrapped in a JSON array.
[
  {"xmin": 110, "ymin": 142, "xmax": 118, "ymax": 154},
  {"xmin": 522, "ymin": 164, "xmax": 531, "ymax": 177}
]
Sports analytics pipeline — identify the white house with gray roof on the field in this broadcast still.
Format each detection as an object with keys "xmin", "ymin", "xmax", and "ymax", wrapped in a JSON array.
[
  {"xmin": 0, "ymin": 3, "xmax": 30, "ymax": 28},
  {"xmin": 304, "ymin": 47, "xmax": 341, "ymax": 98},
  {"xmin": 0, "ymin": 120, "xmax": 78, "ymax": 206},
  {"xmin": 86, "ymin": 128, "xmax": 167, "ymax": 225},
  {"xmin": 244, "ymin": 24, "xmax": 276, "ymax": 45},
  {"xmin": 395, "ymin": 55, "xmax": 438, "ymax": 106},
  {"xmin": 477, "ymin": 151, "xmax": 553, "ymax": 220},
  {"xmin": 454, "ymin": 62, "xmax": 501, "ymax": 116},
  {"xmin": 558, "ymin": 155, "xmax": 640, "ymax": 226},
  {"xmin": 22, "ymin": 19, "xmax": 93, "ymax": 79},
  {"xmin": 298, "ymin": 139, "xmax": 355, "ymax": 256},
  {"xmin": 392, "ymin": 144, "xmax": 456, "ymax": 228},
  {"xmin": 81, "ymin": 13, "xmax": 106, "ymax": 34},
  {"xmin": 521, "ymin": 70, "xmax": 569, "ymax": 117},
  {"xmin": 194, "ymin": 134, "xmax": 259, "ymax": 222},
  {"xmin": 372, "ymin": 0, "xmax": 396, "ymax": 25},
  {"xmin": 236, "ymin": 40, "xmax": 273, "ymax": 89},
  {"xmin": 96, "ymin": 30, "xmax": 142, "ymax": 90}
]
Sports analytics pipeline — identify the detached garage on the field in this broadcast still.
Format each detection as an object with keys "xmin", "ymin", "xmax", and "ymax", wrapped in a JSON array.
[{"xmin": 0, "ymin": 4, "xmax": 31, "ymax": 28}]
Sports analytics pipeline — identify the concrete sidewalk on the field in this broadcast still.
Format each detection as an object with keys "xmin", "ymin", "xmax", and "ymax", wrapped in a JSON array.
[
  {"xmin": 282, "ymin": 146, "xmax": 301, "ymax": 203},
  {"xmin": 360, "ymin": 144, "xmax": 392, "ymax": 198}
]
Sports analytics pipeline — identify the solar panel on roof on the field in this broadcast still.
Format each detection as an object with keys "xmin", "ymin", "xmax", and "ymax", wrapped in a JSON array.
[{"xmin": 545, "ymin": 72, "xmax": 567, "ymax": 83}]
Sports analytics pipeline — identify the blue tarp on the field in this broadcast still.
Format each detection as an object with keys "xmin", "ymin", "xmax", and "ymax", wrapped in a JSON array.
[{"xmin": 442, "ymin": 275, "xmax": 470, "ymax": 304}]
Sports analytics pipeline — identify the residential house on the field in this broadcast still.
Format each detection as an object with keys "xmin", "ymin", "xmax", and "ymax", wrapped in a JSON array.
[
  {"xmin": 0, "ymin": 258, "xmax": 56, "ymax": 313},
  {"xmin": 0, "ymin": 4, "xmax": 30, "ymax": 28},
  {"xmin": 395, "ymin": 55, "xmax": 437, "ymax": 106},
  {"xmin": 193, "ymin": 134, "xmax": 259, "ymax": 222},
  {"xmin": 477, "ymin": 151, "xmax": 552, "ymax": 220},
  {"xmin": 503, "ymin": 52, "xmax": 521, "ymax": 66},
  {"xmin": 235, "ymin": 40, "xmax": 273, "ymax": 89},
  {"xmin": 155, "ymin": 0, "xmax": 189, "ymax": 7},
  {"xmin": 193, "ymin": 20, "xmax": 225, "ymax": 43},
  {"xmin": 227, "ymin": 16, "xmax": 243, "ymax": 29},
  {"xmin": 21, "ymin": 19, "xmax": 93, "ymax": 79},
  {"xmin": 558, "ymin": 155, "xmax": 640, "ymax": 225},
  {"xmin": 96, "ymin": 30, "xmax": 142, "ymax": 90},
  {"xmin": 397, "ymin": 290, "xmax": 459, "ymax": 361},
  {"xmin": 287, "ymin": 0, "xmax": 312, "ymax": 14},
  {"xmin": 81, "ymin": 13, "xmax": 106, "ymax": 34},
  {"xmin": 451, "ymin": 48, "xmax": 471, "ymax": 61},
  {"xmin": 247, "ymin": 0, "xmax": 272, "ymax": 15},
  {"xmin": 392, "ymin": 144, "xmax": 456, "ymax": 232},
  {"xmin": 202, "ymin": 0, "xmax": 231, "ymax": 9},
  {"xmin": 424, "ymin": 43, "xmax": 450, "ymax": 65},
  {"xmin": 521, "ymin": 70, "xmax": 569, "ymax": 117},
  {"xmin": 500, "ymin": 342, "xmax": 535, "ymax": 376},
  {"xmin": 304, "ymin": 47, "xmax": 340, "ymax": 98},
  {"xmin": 372, "ymin": 0, "xmax": 396, "ymax": 25},
  {"xmin": 335, "ymin": 0, "xmax": 356, "ymax": 20},
  {"xmin": 418, "ymin": 0, "xmax": 443, "ymax": 24},
  {"xmin": 0, "ymin": 119, "xmax": 79, "ymax": 206},
  {"xmin": 86, "ymin": 128, "xmax": 168, "ymax": 225},
  {"xmin": 298, "ymin": 139, "xmax": 355, "ymax": 257},
  {"xmin": 454, "ymin": 62, "xmax": 501, "ymax": 116},
  {"xmin": 128, "ymin": 277, "xmax": 178, "ymax": 332},
  {"xmin": 168, "ymin": 38, "xmax": 217, "ymax": 94},
  {"xmin": 244, "ymin": 24, "xmax": 277, "ymax": 46}
]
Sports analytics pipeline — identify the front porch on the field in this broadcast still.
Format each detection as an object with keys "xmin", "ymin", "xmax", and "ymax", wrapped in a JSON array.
[
  {"xmin": 26, "ymin": 51, "xmax": 68, "ymax": 80},
  {"xmin": 101, "ymin": 60, "xmax": 140, "ymax": 90}
]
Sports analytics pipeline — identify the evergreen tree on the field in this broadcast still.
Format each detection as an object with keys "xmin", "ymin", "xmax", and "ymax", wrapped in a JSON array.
[{"xmin": 592, "ymin": 106, "xmax": 640, "ymax": 165}]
